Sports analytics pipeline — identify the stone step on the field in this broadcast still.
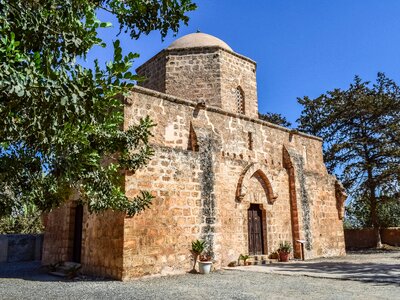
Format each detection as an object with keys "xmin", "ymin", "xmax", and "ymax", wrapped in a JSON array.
[
  {"xmin": 249, "ymin": 260, "xmax": 268, "ymax": 265},
  {"xmin": 247, "ymin": 256, "xmax": 279, "ymax": 265},
  {"xmin": 251, "ymin": 255, "xmax": 268, "ymax": 261},
  {"xmin": 48, "ymin": 262, "xmax": 82, "ymax": 278},
  {"xmin": 48, "ymin": 271, "xmax": 67, "ymax": 278},
  {"xmin": 58, "ymin": 262, "xmax": 81, "ymax": 273}
]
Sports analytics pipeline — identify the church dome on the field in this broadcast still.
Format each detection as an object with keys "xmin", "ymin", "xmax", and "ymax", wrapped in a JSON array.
[{"xmin": 167, "ymin": 33, "xmax": 233, "ymax": 51}]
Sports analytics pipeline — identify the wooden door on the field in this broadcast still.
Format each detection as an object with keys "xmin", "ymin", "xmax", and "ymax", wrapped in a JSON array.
[{"xmin": 248, "ymin": 204, "xmax": 264, "ymax": 255}]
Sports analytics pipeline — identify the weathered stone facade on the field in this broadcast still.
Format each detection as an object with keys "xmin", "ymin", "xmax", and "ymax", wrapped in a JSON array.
[{"xmin": 42, "ymin": 33, "xmax": 346, "ymax": 280}]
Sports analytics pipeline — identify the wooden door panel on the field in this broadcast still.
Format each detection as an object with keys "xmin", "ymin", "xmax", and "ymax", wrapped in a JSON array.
[
  {"xmin": 248, "ymin": 210, "xmax": 254, "ymax": 254},
  {"xmin": 248, "ymin": 204, "xmax": 264, "ymax": 255}
]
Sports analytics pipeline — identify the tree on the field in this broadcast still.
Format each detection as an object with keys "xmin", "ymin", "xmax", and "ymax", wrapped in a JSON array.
[
  {"xmin": 345, "ymin": 195, "xmax": 400, "ymax": 229},
  {"xmin": 298, "ymin": 73, "xmax": 400, "ymax": 247},
  {"xmin": 0, "ymin": 0, "xmax": 197, "ymax": 217},
  {"xmin": 258, "ymin": 112, "xmax": 292, "ymax": 127},
  {"xmin": 0, "ymin": 203, "xmax": 43, "ymax": 234}
]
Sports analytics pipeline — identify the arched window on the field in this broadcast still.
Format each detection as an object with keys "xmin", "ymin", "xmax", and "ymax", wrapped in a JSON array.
[{"xmin": 235, "ymin": 86, "xmax": 245, "ymax": 114}]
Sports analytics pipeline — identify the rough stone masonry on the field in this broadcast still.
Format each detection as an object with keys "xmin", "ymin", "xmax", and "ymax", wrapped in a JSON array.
[{"xmin": 42, "ymin": 33, "xmax": 347, "ymax": 280}]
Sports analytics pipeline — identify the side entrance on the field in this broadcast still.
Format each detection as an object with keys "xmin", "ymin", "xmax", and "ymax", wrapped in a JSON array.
[{"xmin": 248, "ymin": 204, "xmax": 265, "ymax": 255}]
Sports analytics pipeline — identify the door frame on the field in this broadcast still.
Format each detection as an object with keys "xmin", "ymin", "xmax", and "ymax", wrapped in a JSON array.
[{"xmin": 247, "ymin": 203, "xmax": 267, "ymax": 255}]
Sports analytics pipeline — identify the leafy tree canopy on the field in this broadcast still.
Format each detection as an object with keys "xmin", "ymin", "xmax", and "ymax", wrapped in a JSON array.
[
  {"xmin": 0, "ymin": 0, "xmax": 196, "ymax": 217},
  {"xmin": 298, "ymin": 73, "xmax": 400, "ymax": 231},
  {"xmin": 0, "ymin": 203, "xmax": 43, "ymax": 234},
  {"xmin": 345, "ymin": 196, "xmax": 400, "ymax": 229},
  {"xmin": 258, "ymin": 112, "xmax": 292, "ymax": 128}
]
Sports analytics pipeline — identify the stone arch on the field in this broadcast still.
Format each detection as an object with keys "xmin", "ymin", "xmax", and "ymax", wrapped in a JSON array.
[
  {"xmin": 235, "ymin": 162, "xmax": 277, "ymax": 204},
  {"xmin": 251, "ymin": 170, "xmax": 277, "ymax": 204},
  {"xmin": 282, "ymin": 146, "xmax": 301, "ymax": 259},
  {"xmin": 235, "ymin": 86, "xmax": 245, "ymax": 114}
]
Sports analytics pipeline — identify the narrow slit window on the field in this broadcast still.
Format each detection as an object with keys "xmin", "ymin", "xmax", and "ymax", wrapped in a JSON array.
[
  {"xmin": 235, "ymin": 86, "xmax": 245, "ymax": 114},
  {"xmin": 248, "ymin": 132, "xmax": 253, "ymax": 150},
  {"xmin": 187, "ymin": 122, "xmax": 199, "ymax": 152}
]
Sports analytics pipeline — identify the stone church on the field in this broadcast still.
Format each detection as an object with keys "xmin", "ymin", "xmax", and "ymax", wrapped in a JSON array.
[{"xmin": 42, "ymin": 33, "xmax": 347, "ymax": 280}]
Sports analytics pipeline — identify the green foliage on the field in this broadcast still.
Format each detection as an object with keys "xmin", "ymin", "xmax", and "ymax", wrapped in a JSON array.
[
  {"xmin": 0, "ymin": 0, "xmax": 196, "ymax": 217},
  {"xmin": 345, "ymin": 197, "xmax": 400, "ymax": 228},
  {"xmin": 190, "ymin": 239, "xmax": 207, "ymax": 272},
  {"xmin": 239, "ymin": 254, "xmax": 250, "ymax": 264},
  {"xmin": 0, "ymin": 203, "xmax": 43, "ymax": 234},
  {"xmin": 298, "ymin": 73, "xmax": 400, "ymax": 229},
  {"xmin": 191, "ymin": 239, "xmax": 207, "ymax": 255},
  {"xmin": 258, "ymin": 112, "xmax": 292, "ymax": 128},
  {"xmin": 278, "ymin": 241, "xmax": 292, "ymax": 253}
]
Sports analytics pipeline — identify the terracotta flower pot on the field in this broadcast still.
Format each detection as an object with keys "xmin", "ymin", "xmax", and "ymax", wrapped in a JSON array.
[{"xmin": 279, "ymin": 251, "xmax": 290, "ymax": 262}]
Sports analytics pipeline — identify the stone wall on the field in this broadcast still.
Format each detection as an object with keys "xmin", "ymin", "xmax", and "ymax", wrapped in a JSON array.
[
  {"xmin": 81, "ymin": 210, "xmax": 125, "ymax": 279},
  {"xmin": 165, "ymin": 47, "xmax": 222, "ymax": 108},
  {"xmin": 42, "ymin": 201, "xmax": 124, "ymax": 279},
  {"xmin": 42, "ymin": 201, "xmax": 75, "ymax": 264},
  {"xmin": 122, "ymin": 147, "xmax": 202, "ymax": 278},
  {"xmin": 136, "ymin": 50, "xmax": 166, "ymax": 93},
  {"xmin": 381, "ymin": 228, "xmax": 400, "ymax": 246},
  {"xmin": 137, "ymin": 46, "xmax": 258, "ymax": 118},
  {"xmin": 345, "ymin": 228, "xmax": 400, "ymax": 249},
  {"xmin": 220, "ymin": 50, "xmax": 258, "ymax": 119},
  {"xmin": 0, "ymin": 234, "xmax": 43, "ymax": 262},
  {"xmin": 121, "ymin": 87, "xmax": 345, "ymax": 278},
  {"xmin": 42, "ymin": 84, "xmax": 345, "ymax": 280}
]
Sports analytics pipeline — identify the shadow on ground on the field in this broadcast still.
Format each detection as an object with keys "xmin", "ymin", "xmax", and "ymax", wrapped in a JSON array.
[
  {"xmin": 0, "ymin": 261, "xmax": 58, "ymax": 281},
  {"xmin": 0, "ymin": 261, "xmax": 109, "ymax": 282},
  {"xmin": 269, "ymin": 261, "xmax": 400, "ymax": 286},
  {"xmin": 242, "ymin": 250, "xmax": 400, "ymax": 287}
]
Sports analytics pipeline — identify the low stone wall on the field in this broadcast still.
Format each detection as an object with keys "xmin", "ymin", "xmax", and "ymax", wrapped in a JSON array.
[
  {"xmin": 344, "ymin": 228, "xmax": 400, "ymax": 249},
  {"xmin": 0, "ymin": 234, "xmax": 43, "ymax": 262},
  {"xmin": 381, "ymin": 228, "xmax": 400, "ymax": 246}
]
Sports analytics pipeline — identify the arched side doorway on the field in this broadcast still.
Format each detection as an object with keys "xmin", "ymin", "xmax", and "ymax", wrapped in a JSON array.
[{"xmin": 236, "ymin": 163, "xmax": 278, "ymax": 256}]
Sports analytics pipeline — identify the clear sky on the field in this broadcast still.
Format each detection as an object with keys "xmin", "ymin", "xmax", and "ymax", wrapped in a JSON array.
[{"xmin": 87, "ymin": 0, "xmax": 400, "ymax": 126}]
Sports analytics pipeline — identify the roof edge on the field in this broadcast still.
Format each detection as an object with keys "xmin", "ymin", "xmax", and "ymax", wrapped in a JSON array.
[{"xmin": 129, "ymin": 86, "xmax": 323, "ymax": 142}]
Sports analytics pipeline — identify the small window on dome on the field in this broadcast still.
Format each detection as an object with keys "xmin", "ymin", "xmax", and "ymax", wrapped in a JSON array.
[{"xmin": 235, "ymin": 86, "xmax": 245, "ymax": 114}]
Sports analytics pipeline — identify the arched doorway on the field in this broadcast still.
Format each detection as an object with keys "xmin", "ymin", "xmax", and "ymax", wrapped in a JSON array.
[{"xmin": 248, "ymin": 204, "xmax": 264, "ymax": 255}]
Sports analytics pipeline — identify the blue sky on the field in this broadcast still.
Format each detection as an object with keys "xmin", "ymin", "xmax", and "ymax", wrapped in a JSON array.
[{"xmin": 87, "ymin": 0, "xmax": 400, "ymax": 126}]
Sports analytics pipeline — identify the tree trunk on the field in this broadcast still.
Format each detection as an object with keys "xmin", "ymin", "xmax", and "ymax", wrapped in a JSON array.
[
  {"xmin": 368, "ymin": 174, "xmax": 382, "ymax": 248},
  {"xmin": 375, "ymin": 227, "xmax": 382, "ymax": 248}
]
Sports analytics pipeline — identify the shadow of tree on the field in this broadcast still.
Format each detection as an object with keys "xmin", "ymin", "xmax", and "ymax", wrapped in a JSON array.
[
  {"xmin": 0, "ymin": 261, "xmax": 111, "ymax": 282},
  {"xmin": 262, "ymin": 260, "xmax": 400, "ymax": 286}
]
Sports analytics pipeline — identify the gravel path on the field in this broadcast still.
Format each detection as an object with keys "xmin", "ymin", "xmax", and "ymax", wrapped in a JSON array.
[{"xmin": 1, "ymin": 251, "xmax": 400, "ymax": 299}]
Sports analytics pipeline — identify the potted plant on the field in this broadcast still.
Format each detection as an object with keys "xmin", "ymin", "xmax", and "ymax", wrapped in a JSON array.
[
  {"xmin": 278, "ymin": 241, "xmax": 292, "ymax": 262},
  {"xmin": 190, "ymin": 240, "xmax": 206, "ymax": 273},
  {"xmin": 198, "ymin": 251, "xmax": 213, "ymax": 274},
  {"xmin": 239, "ymin": 254, "xmax": 250, "ymax": 266}
]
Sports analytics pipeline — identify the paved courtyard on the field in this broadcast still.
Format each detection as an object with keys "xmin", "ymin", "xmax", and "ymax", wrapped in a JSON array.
[
  {"xmin": 0, "ymin": 250, "xmax": 399, "ymax": 299},
  {"xmin": 232, "ymin": 249, "xmax": 400, "ymax": 285}
]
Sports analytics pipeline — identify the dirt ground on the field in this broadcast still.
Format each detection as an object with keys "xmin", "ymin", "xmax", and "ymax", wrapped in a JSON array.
[{"xmin": 0, "ymin": 250, "xmax": 399, "ymax": 299}]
